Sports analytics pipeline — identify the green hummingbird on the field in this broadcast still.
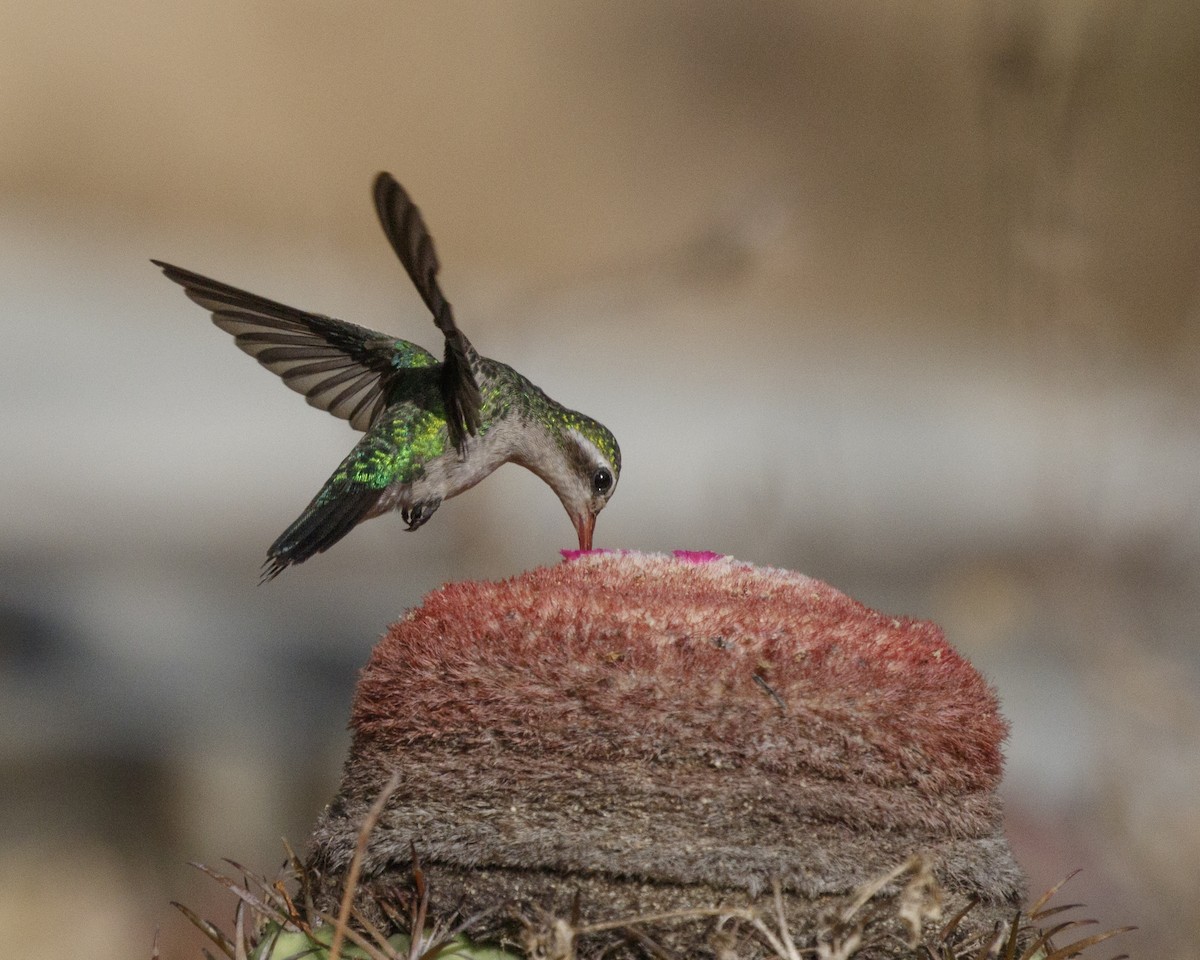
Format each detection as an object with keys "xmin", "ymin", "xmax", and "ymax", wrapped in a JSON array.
[{"xmin": 154, "ymin": 173, "xmax": 620, "ymax": 580}]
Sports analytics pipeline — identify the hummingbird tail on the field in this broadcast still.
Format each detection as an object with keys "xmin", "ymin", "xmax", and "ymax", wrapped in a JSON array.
[
  {"xmin": 260, "ymin": 486, "xmax": 384, "ymax": 582},
  {"xmin": 441, "ymin": 330, "xmax": 483, "ymax": 451}
]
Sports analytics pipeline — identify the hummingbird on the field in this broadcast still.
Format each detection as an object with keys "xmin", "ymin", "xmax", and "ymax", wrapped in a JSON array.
[{"xmin": 154, "ymin": 172, "xmax": 620, "ymax": 580}]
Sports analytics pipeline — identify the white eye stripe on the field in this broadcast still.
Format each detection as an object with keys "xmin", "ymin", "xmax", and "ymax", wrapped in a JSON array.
[{"xmin": 568, "ymin": 429, "xmax": 613, "ymax": 474}]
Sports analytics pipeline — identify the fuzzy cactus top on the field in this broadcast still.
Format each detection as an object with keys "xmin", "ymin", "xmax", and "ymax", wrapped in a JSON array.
[
  {"xmin": 354, "ymin": 550, "xmax": 1006, "ymax": 797},
  {"xmin": 312, "ymin": 550, "xmax": 1024, "ymax": 950}
]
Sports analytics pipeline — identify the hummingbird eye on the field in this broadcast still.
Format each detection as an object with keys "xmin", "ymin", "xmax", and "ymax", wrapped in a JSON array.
[{"xmin": 592, "ymin": 466, "xmax": 614, "ymax": 496}]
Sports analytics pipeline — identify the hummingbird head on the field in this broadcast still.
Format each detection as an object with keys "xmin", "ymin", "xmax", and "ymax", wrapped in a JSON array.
[{"xmin": 521, "ymin": 411, "xmax": 620, "ymax": 551}]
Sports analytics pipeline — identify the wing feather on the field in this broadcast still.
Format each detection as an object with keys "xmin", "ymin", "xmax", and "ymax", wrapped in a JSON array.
[
  {"xmin": 153, "ymin": 259, "xmax": 438, "ymax": 431},
  {"xmin": 372, "ymin": 173, "xmax": 483, "ymax": 449}
]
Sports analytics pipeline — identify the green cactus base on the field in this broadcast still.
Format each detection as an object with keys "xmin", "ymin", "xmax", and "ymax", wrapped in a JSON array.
[{"xmin": 253, "ymin": 924, "xmax": 519, "ymax": 960}]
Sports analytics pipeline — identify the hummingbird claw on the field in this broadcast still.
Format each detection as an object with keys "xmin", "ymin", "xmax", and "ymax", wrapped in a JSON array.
[{"xmin": 402, "ymin": 497, "xmax": 442, "ymax": 531}]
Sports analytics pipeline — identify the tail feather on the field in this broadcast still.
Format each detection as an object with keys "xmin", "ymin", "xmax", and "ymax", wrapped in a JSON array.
[{"xmin": 261, "ymin": 486, "xmax": 384, "ymax": 582}]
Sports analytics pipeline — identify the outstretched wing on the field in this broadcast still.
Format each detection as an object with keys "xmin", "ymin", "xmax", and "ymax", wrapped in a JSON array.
[
  {"xmin": 372, "ymin": 172, "xmax": 483, "ymax": 450},
  {"xmin": 153, "ymin": 260, "xmax": 437, "ymax": 432}
]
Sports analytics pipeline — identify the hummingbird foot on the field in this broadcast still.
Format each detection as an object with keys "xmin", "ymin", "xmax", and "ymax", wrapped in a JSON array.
[{"xmin": 401, "ymin": 497, "xmax": 442, "ymax": 531}]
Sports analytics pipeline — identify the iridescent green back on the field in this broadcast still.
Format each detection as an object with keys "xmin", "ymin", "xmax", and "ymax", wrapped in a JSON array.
[{"xmin": 497, "ymin": 361, "xmax": 621, "ymax": 476}]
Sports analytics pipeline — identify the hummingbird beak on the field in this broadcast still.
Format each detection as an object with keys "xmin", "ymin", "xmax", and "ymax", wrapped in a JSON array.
[{"xmin": 572, "ymin": 510, "xmax": 596, "ymax": 552}]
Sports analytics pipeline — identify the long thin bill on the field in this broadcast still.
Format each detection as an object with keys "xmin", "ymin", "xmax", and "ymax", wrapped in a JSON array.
[{"xmin": 573, "ymin": 512, "xmax": 595, "ymax": 551}]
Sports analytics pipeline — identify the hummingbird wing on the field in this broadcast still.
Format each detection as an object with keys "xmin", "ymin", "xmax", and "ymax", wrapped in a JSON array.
[
  {"xmin": 153, "ymin": 260, "xmax": 437, "ymax": 432},
  {"xmin": 372, "ymin": 172, "xmax": 483, "ymax": 451},
  {"xmin": 261, "ymin": 401, "xmax": 447, "ymax": 580}
]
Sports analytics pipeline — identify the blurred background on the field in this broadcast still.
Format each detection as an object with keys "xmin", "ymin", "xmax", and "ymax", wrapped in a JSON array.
[{"xmin": 1, "ymin": 2, "xmax": 1197, "ymax": 957}]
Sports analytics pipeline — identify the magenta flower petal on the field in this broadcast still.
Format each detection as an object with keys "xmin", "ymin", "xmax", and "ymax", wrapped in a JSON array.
[
  {"xmin": 559, "ymin": 547, "xmax": 617, "ymax": 561},
  {"xmin": 671, "ymin": 549, "xmax": 724, "ymax": 563}
]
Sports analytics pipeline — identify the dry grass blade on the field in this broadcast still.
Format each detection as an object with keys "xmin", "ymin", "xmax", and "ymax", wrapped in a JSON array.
[
  {"xmin": 998, "ymin": 911, "xmax": 1021, "ymax": 960},
  {"xmin": 619, "ymin": 926, "xmax": 679, "ymax": 959},
  {"xmin": 416, "ymin": 908, "xmax": 484, "ymax": 959},
  {"xmin": 1027, "ymin": 904, "xmax": 1084, "ymax": 922},
  {"xmin": 817, "ymin": 923, "xmax": 863, "ymax": 960},
  {"xmin": 841, "ymin": 855, "xmax": 921, "ymax": 922},
  {"xmin": 228, "ymin": 857, "xmax": 292, "ymax": 906},
  {"xmin": 352, "ymin": 900, "xmax": 402, "ymax": 958},
  {"xmin": 408, "ymin": 845, "xmax": 430, "ymax": 960},
  {"xmin": 272, "ymin": 879, "xmax": 306, "ymax": 933},
  {"xmin": 329, "ymin": 769, "xmax": 403, "ymax": 960},
  {"xmin": 1027, "ymin": 872, "xmax": 1081, "ymax": 920},
  {"xmin": 314, "ymin": 908, "xmax": 394, "ymax": 960},
  {"xmin": 435, "ymin": 905, "xmax": 502, "ymax": 947},
  {"xmin": 514, "ymin": 905, "xmax": 576, "ymax": 959},
  {"xmin": 284, "ymin": 838, "xmax": 316, "ymax": 918},
  {"xmin": 577, "ymin": 906, "xmax": 757, "ymax": 936},
  {"xmin": 172, "ymin": 899, "xmax": 237, "ymax": 959},
  {"xmin": 764, "ymin": 880, "xmax": 802, "ymax": 960},
  {"xmin": 251, "ymin": 926, "xmax": 287, "ymax": 960},
  {"xmin": 570, "ymin": 891, "xmax": 582, "ymax": 930},
  {"xmin": 1022, "ymin": 916, "xmax": 1113, "ymax": 960},
  {"xmin": 897, "ymin": 857, "xmax": 943, "ymax": 946},
  {"xmin": 747, "ymin": 913, "xmax": 796, "ymax": 959},
  {"xmin": 973, "ymin": 924, "xmax": 1006, "ymax": 960},
  {"xmin": 223, "ymin": 858, "xmax": 254, "ymax": 879},
  {"xmin": 1017, "ymin": 924, "xmax": 1062, "ymax": 960},
  {"xmin": 191, "ymin": 860, "xmax": 292, "ymax": 927},
  {"xmin": 234, "ymin": 899, "xmax": 249, "ymax": 960},
  {"xmin": 938, "ymin": 898, "xmax": 979, "ymax": 942},
  {"xmin": 230, "ymin": 856, "xmax": 311, "ymax": 934},
  {"xmin": 1041, "ymin": 926, "xmax": 1136, "ymax": 960},
  {"xmin": 1033, "ymin": 919, "xmax": 1096, "ymax": 945},
  {"xmin": 377, "ymin": 896, "xmax": 410, "ymax": 936}
]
